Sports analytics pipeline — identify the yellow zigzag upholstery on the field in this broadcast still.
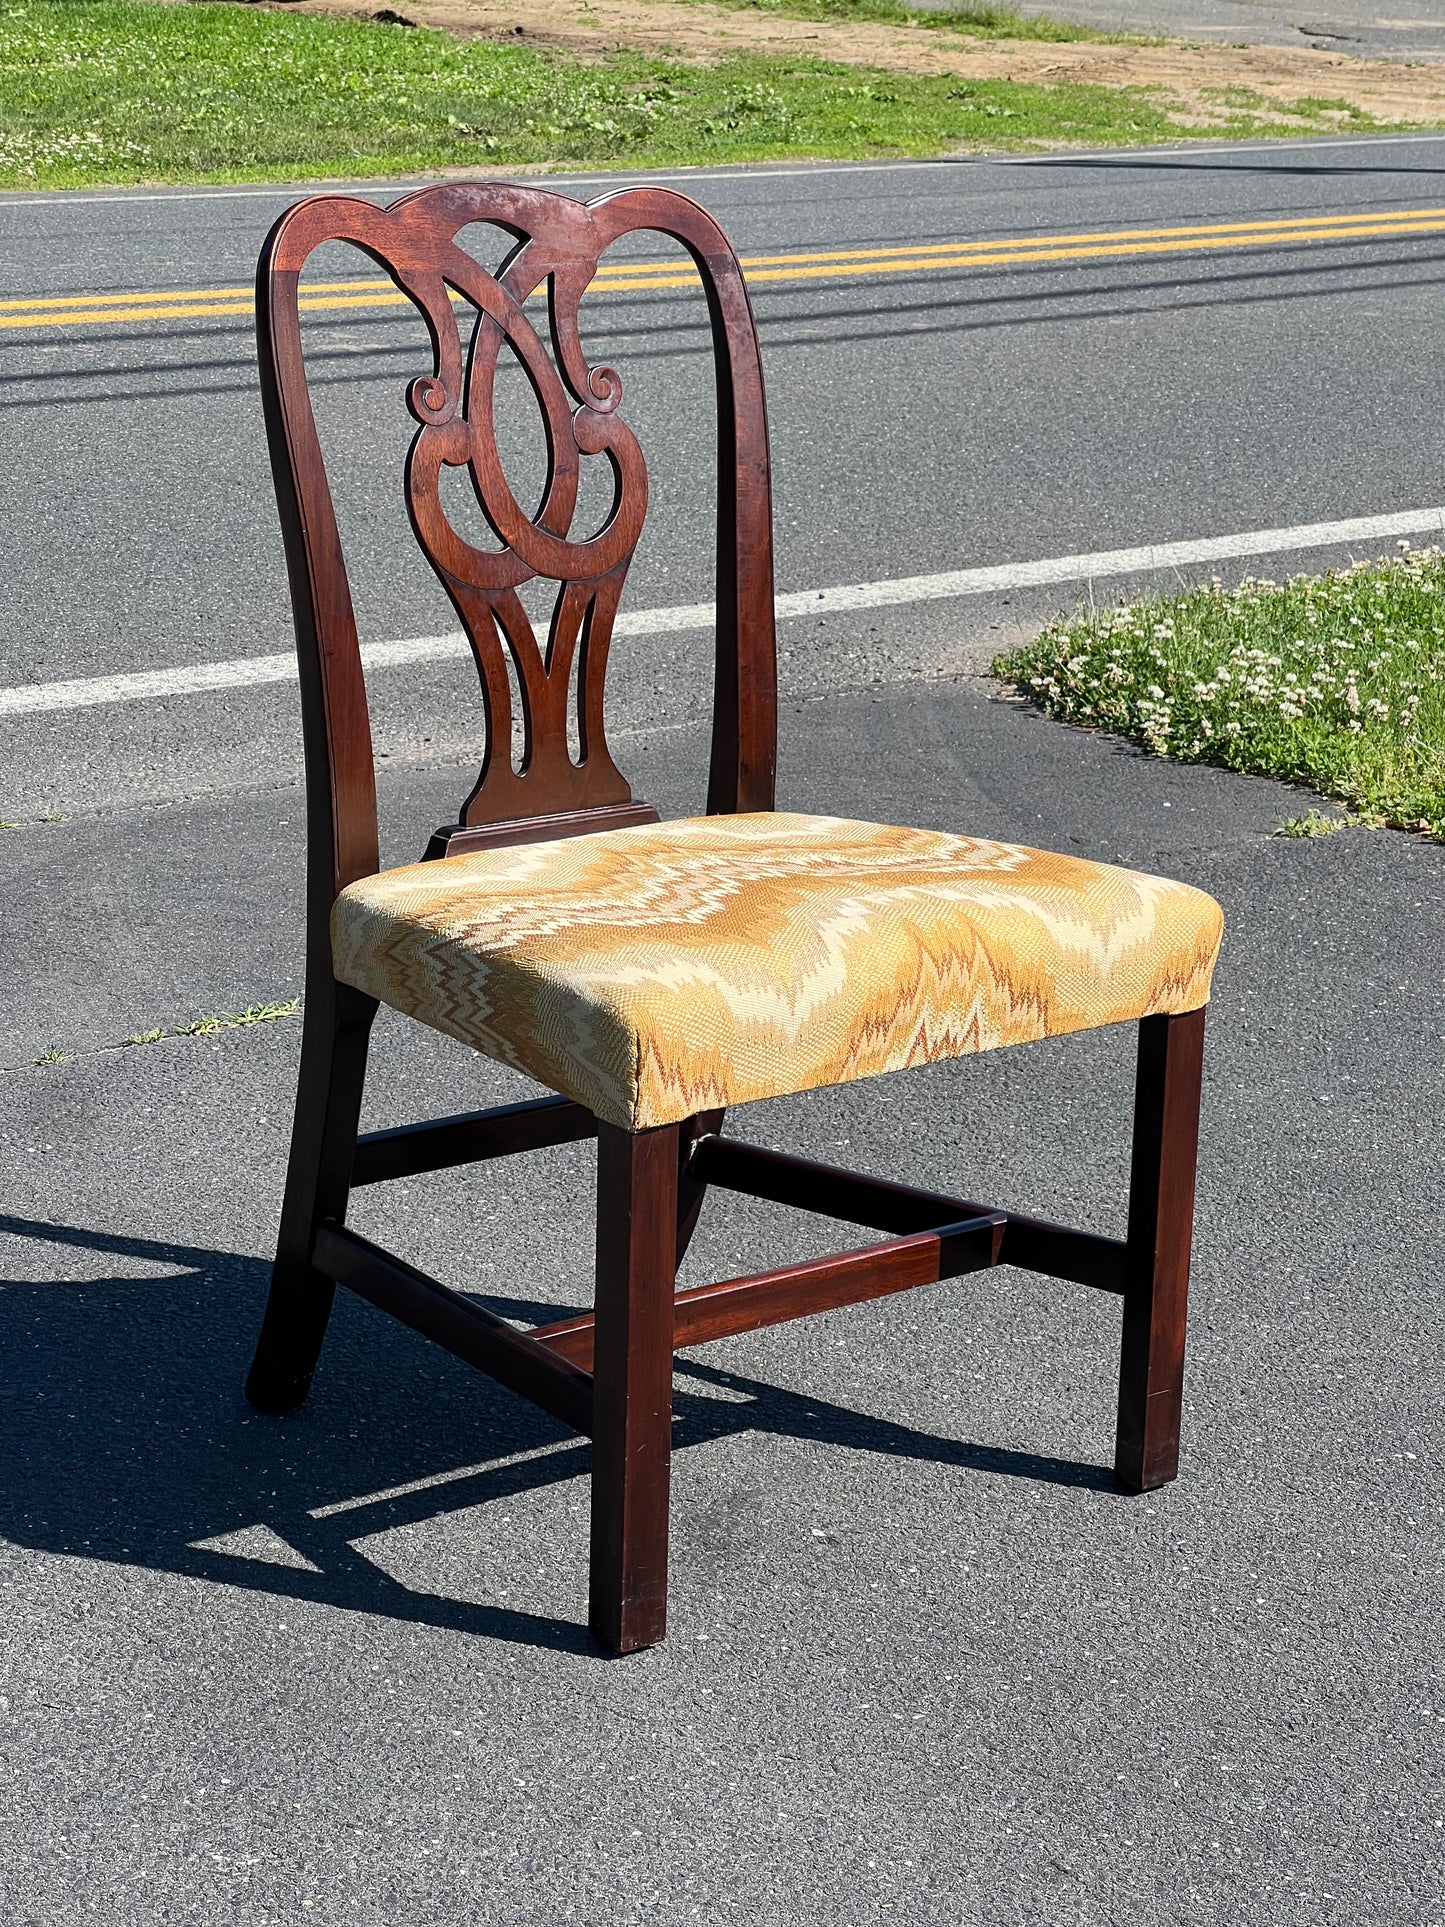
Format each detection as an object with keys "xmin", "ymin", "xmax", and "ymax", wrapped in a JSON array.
[{"xmin": 332, "ymin": 812, "xmax": 1224, "ymax": 1132}]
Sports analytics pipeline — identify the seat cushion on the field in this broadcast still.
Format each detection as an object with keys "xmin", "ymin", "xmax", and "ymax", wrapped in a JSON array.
[{"xmin": 332, "ymin": 812, "xmax": 1224, "ymax": 1132}]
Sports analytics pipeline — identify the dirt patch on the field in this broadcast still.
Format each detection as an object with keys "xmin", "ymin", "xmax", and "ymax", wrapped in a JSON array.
[{"xmin": 272, "ymin": 0, "xmax": 1445, "ymax": 124}]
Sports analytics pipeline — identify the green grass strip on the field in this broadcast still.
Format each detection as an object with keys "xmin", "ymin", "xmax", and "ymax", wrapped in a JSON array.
[
  {"xmin": 994, "ymin": 547, "xmax": 1445, "ymax": 838},
  {"xmin": 0, "ymin": 0, "xmax": 1397, "ymax": 188},
  {"xmin": 650, "ymin": 0, "xmax": 1130, "ymax": 43}
]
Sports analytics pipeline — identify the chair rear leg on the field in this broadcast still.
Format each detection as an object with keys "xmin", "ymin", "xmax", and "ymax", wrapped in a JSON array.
[
  {"xmin": 1115, "ymin": 1006, "xmax": 1206, "ymax": 1492},
  {"xmin": 590, "ymin": 1122, "xmax": 680, "ymax": 1654},
  {"xmin": 675, "ymin": 1108, "xmax": 724, "ymax": 1266},
  {"xmin": 246, "ymin": 979, "xmax": 377, "ymax": 1414}
]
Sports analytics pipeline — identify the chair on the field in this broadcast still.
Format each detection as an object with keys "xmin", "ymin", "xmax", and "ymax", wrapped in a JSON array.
[{"xmin": 245, "ymin": 182, "xmax": 1224, "ymax": 1654}]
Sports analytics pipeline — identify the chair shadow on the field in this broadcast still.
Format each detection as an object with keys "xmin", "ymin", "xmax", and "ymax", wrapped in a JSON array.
[{"xmin": 0, "ymin": 1212, "xmax": 1113, "ymax": 1657}]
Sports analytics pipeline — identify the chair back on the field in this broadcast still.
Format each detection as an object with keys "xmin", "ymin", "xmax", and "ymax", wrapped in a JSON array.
[{"xmin": 256, "ymin": 181, "xmax": 778, "ymax": 905}]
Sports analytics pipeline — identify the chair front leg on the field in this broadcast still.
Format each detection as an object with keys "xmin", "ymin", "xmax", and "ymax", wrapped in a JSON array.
[
  {"xmin": 1115, "ymin": 1006, "xmax": 1206, "ymax": 1492},
  {"xmin": 589, "ymin": 1121, "xmax": 680, "ymax": 1654},
  {"xmin": 245, "ymin": 978, "xmax": 377, "ymax": 1414}
]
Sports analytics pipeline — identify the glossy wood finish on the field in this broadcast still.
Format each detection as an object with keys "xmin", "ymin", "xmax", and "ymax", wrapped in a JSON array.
[
  {"xmin": 255, "ymin": 179, "xmax": 776, "ymax": 912},
  {"xmin": 589, "ymin": 1124, "xmax": 679, "ymax": 1653},
  {"xmin": 675, "ymin": 1108, "xmax": 726, "ymax": 1266},
  {"xmin": 316, "ymin": 1223, "xmax": 594, "ymax": 1434},
  {"xmin": 351, "ymin": 1094, "xmax": 595, "ymax": 1188},
  {"xmin": 535, "ymin": 1211, "xmax": 1006, "ymax": 1369},
  {"xmin": 1115, "ymin": 1007, "xmax": 1206, "ymax": 1491},
  {"xmin": 425, "ymin": 800, "xmax": 660, "ymax": 862},
  {"xmin": 245, "ymin": 978, "xmax": 377, "ymax": 1414},
  {"xmin": 246, "ymin": 179, "xmax": 1212, "ymax": 1653},
  {"xmin": 689, "ymin": 1135, "xmax": 1127, "ymax": 1295}
]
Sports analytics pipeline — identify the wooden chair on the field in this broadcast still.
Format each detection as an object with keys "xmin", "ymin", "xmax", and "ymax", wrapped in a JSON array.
[{"xmin": 246, "ymin": 182, "xmax": 1224, "ymax": 1654}]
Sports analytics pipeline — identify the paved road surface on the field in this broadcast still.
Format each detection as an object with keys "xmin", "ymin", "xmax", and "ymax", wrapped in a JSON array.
[
  {"xmin": 1009, "ymin": 0, "xmax": 1445, "ymax": 62},
  {"xmin": 0, "ymin": 136, "xmax": 1442, "ymax": 1923},
  {"xmin": 5, "ymin": 133, "xmax": 1445, "ymax": 821}
]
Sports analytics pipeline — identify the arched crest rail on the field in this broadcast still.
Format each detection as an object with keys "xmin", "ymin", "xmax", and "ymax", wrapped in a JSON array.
[{"xmin": 256, "ymin": 180, "xmax": 778, "ymax": 899}]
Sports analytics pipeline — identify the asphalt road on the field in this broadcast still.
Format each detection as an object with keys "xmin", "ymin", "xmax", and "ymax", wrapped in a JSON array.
[
  {"xmin": 0, "ymin": 135, "xmax": 1442, "ymax": 1923},
  {"xmin": 5, "ymin": 133, "xmax": 1445, "ymax": 817},
  {"xmin": 1008, "ymin": 0, "xmax": 1445, "ymax": 62}
]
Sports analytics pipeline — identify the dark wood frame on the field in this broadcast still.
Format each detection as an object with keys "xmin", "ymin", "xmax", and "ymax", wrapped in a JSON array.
[{"xmin": 245, "ymin": 182, "xmax": 1209, "ymax": 1654}]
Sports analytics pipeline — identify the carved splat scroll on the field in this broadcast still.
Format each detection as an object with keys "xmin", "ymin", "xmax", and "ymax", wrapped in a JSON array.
[{"xmin": 256, "ymin": 182, "xmax": 778, "ymax": 899}]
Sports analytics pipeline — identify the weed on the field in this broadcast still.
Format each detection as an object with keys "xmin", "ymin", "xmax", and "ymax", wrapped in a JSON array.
[
  {"xmin": 172, "ymin": 1000, "xmax": 301, "ymax": 1038},
  {"xmin": 1275, "ymin": 810, "xmax": 1350, "ymax": 838},
  {"xmin": 995, "ymin": 546, "xmax": 1445, "ymax": 838},
  {"xmin": 13, "ymin": 1000, "xmax": 302, "ymax": 1077}
]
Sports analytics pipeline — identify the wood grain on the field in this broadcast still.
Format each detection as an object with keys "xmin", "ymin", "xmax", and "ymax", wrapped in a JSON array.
[
  {"xmin": 689, "ymin": 1135, "xmax": 1127, "ymax": 1295},
  {"xmin": 535, "ymin": 1212, "xmax": 1006, "ymax": 1368},
  {"xmin": 256, "ymin": 179, "xmax": 776, "ymax": 891},
  {"xmin": 314, "ymin": 1223, "xmax": 595, "ymax": 1435},
  {"xmin": 1115, "ymin": 1007, "xmax": 1206, "ymax": 1492},
  {"xmin": 589, "ymin": 1123, "xmax": 679, "ymax": 1653}
]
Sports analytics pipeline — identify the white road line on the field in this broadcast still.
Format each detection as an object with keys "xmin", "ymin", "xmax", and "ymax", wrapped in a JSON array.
[
  {"xmin": 0, "ymin": 160, "xmax": 981, "ymax": 212},
  {"xmin": 996, "ymin": 132, "xmax": 1445, "ymax": 164},
  {"xmin": 2, "ymin": 504, "xmax": 1441, "ymax": 719},
  {"xmin": 5, "ymin": 133, "xmax": 1445, "ymax": 211}
]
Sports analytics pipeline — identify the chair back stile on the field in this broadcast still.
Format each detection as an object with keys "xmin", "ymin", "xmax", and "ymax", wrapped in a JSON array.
[{"xmin": 254, "ymin": 181, "xmax": 779, "ymax": 926}]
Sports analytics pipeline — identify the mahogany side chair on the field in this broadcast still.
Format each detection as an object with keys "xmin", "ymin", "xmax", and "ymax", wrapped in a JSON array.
[{"xmin": 245, "ymin": 181, "xmax": 1225, "ymax": 1654}]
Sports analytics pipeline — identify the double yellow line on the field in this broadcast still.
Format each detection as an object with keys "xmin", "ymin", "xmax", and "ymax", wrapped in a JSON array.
[{"xmin": 4, "ymin": 203, "xmax": 1444, "ymax": 334}]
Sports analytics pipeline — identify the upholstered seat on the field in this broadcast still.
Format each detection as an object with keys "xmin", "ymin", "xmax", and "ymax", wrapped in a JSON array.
[{"xmin": 333, "ymin": 811, "xmax": 1224, "ymax": 1132}]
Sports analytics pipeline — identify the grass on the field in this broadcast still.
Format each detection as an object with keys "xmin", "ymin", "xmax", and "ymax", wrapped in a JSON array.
[
  {"xmin": 994, "ymin": 547, "xmax": 1445, "ymax": 838},
  {"xmin": 125, "ymin": 1000, "xmax": 302, "ymax": 1044},
  {"xmin": 0, "ymin": 0, "xmax": 1396, "ymax": 188},
  {"xmin": 658, "ymin": 0, "xmax": 1130, "ymax": 43},
  {"xmin": 1274, "ymin": 808, "xmax": 1361, "ymax": 838},
  {"xmin": 17, "ymin": 1001, "xmax": 300, "ymax": 1074}
]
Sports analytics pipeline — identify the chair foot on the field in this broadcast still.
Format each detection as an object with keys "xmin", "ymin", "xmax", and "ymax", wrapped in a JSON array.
[
  {"xmin": 1114, "ymin": 1007, "xmax": 1206, "ymax": 1493},
  {"xmin": 245, "ymin": 980, "xmax": 376, "ymax": 1415},
  {"xmin": 244, "ymin": 1261, "xmax": 336, "ymax": 1413},
  {"xmin": 589, "ymin": 1122, "xmax": 679, "ymax": 1654}
]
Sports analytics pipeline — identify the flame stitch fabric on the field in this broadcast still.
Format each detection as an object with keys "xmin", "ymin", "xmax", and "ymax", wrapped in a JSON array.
[{"xmin": 332, "ymin": 812, "xmax": 1224, "ymax": 1131}]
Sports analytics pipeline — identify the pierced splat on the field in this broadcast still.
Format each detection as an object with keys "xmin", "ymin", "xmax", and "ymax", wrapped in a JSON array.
[
  {"xmin": 402, "ymin": 233, "xmax": 649, "ymax": 833},
  {"xmin": 256, "ymin": 181, "xmax": 777, "ymax": 896}
]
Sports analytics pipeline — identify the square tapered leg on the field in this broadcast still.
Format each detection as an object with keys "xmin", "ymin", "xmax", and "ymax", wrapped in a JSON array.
[
  {"xmin": 1116, "ymin": 1006, "xmax": 1206, "ymax": 1491},
  {"xmin": 589, "ymin": 1122, "xmax": 680, "ymax": 1653}
]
